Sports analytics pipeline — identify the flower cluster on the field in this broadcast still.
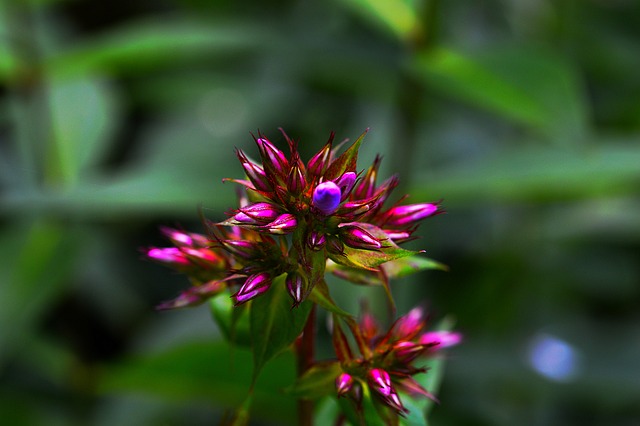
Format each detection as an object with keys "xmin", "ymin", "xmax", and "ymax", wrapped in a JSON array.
[
  {"xmin": 145, "ymin": 129, "xmax": 460, "ymax": 421},
  {"xmin": 146, "ymin": 129, "xmax": 441, "ymax": 309},
  {"xmin": 333, "ymin": 307, "xmax": 462, "ymax": 416}
]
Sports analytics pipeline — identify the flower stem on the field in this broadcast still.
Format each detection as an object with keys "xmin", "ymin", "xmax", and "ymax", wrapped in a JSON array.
[{"xmin": 296, "ymin": 304, "xmax": 316, "ymax": 426}]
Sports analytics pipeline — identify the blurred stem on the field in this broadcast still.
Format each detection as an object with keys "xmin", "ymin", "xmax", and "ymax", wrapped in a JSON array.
[{"xmin": 296, "ymin": 304, "xmax": 316, "ymax": 426}]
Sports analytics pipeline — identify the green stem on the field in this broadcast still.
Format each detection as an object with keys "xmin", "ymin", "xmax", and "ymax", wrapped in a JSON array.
[{"xmin": 296, "ymin": 304, "xmax": 316, "ymax": 426}]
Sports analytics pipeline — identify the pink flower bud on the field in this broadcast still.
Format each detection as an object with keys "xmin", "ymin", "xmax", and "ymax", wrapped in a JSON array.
[
  {"xmin": 368, "ymin": 369, "xmax": 406, "ymax": 414},
  {"xmin": 287, "ymin": 163, "xmax": 306, "ymax": 195},
  {"xmin": 264, "ymin": 213, "xmax": 297, "ymax": 234},
  {"xmin": 419, "ymin": 331, "xmax": 463, "ymax": 350},
  {"xmin": 234, "ymin": 273, "xmax": 271, "ymax": 305},
  {"xmin": 181, "ymin": 247, "xmax": 227, "ymax": 269},
  {"xmin": 352, "ymin": 155, "xmax": 381, "ymax": 199},
  {"xmin": 147, "ymin": 247, "xmax": 190, "ymax": 266},
  {"xmin": 256, "ymin": 137, "xmax": 289, "ymax": 176},
  {"xmin": 338, "ymin": 223, "xmax": 381, "ymax": 250},
  {"xmin": 236, "ymin": 149, "xmax": 272, "ymax": 192},
  {"xmin": 392, "ymin": 341, "xmax": 425, "ymax": 364},
  {"xmin": 336, "ymin": 373, "xmax": 354, "ymax": 396},
  {"xmin": 307, "ymin": 231, "xmax": 326, "ymax": 251},
  {"xmin": 307, "ymin": 137, "xmax": 333, "ymax": 176},
  {"xmin": 160, "ymin": 227, "xmax": 192, "ymax": 246},
  {"xmin": 390, "ymin": 307, "xmax": 425, "ymax": 341},
  {"xmin": 237, "ymin": 202, "xmax": 281, "ymax": 223},
  {"xmin": 312, "ymin": 181, "xmax": 342, "ymax": 215},
  {"xmin": 335, "ymin": 172, "xmax": 357, "ymax": 201},
  {"xmin": 286, "ymin": 272, "xmax": 305, "ymax": 306},
  {"xmin": 223, "ymin": 240, "xmax": 256, "ymax": 259},
  {"xmin": 385, "ymin": 203, "xmax": 439, "ymax": 227}
]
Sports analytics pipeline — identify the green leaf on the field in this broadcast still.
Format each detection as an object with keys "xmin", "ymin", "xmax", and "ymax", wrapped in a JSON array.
[
  {"xmin": 325, "ymin": 128, "xmax": 369, "ymax": 180},
  {"xmin": 413, "ymin": 46, "xmax": 588, "ymax": 143},
  {"xmin": 286, "ymin": 361, "xmax": 342, "ymax": 400},
  {"xmin": 250, "ymin": 274, "xmax": 312, "ymax": 381},
  {"xmin": 0, "ymin": 220, "xmax": 78, "ymax": 363},
  {"xmin": 47, "ymin": 77, "xmax": 120, "ymax": 186},
  {"xmin": 209, "ymin": 293, "xmax": 251, "ymax": 347},
  {"xmin": 332, "ymin": 223, "xmax": 417, "ymax": 270},
  {"xmin": 98, "ymin": 341, "xmax": 296, "ymax": 424},
  {"xmin": 381, "ymin": 256, "xmax": 449, "ymax": 277},
  {"xmin": 309, "ymin": 279, "xmax": 353, "ymax": 318},
  {"xmin": 337, "ymin": 0, "xmax": 421, "ymax": 42},
  {"xmin": 47, "ymin": 19, "xmax": 273, "ymax": 79}
]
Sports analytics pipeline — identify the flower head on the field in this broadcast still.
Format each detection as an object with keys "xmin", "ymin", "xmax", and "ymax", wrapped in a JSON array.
[{"xmin": 332, "ymin": 307, "xmax": 462, "ymax": 416}]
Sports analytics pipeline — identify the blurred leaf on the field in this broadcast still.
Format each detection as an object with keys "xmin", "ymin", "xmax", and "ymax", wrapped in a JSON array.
[
  {"xmin": 47, "ymin": 19, "xmax": 274, "ymax": 79},
  {"xmin": 338, "ymin": 0, "xmax": 420, "ymax": 42},
  {"xmin": 309, "ymin": 279, "xmax": 353, "ymax": 318},
  {"xmin": 98, "ymin": 341, "xmax": 296, "ymax": 423},
  {"xmin": 209, "ymin": 293, "xmax": 251, "ymax": 347},
  {"xmin": 414, "ymin": 46, "xmax": 588, "ymax": 142},
  {"xmin": 382, "ymin": 256, "xmax": 448, "ymax": 277},
  {"xmin": 0, "ymin": 220, "xmax": 77, "ymax": 363},
  {"xmin": 286, "ymin": 361, "xmax": 342, "ymax": 400},
  {"xmin": 418, "ymin": 142, "xmax": 640, "ymax": 204},
  {"xmin": 47, "ymin": 77, "xmax": 120, "ymax": 186},
  {"xmin": 249, "ymin": 275, "xmax": 312, "ymax": 382}
]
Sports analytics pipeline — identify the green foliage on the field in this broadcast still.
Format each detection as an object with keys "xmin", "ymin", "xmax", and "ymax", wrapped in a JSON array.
[{"xmin": 1, "ymin": 0, "xmax": 639, "ymax": 425}]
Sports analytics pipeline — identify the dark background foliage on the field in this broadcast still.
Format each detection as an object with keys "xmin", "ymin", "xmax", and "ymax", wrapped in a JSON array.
[{"xmin": 1, "ymin": 0, "xmax": 639, "ymax": 425}]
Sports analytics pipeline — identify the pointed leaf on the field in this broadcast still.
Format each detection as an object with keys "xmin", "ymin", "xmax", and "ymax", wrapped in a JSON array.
[
  {"xmin": 309, "ymin": 279, "xmax": 353, "ymax": 318},
  {"xmin": 209, "ymin": 293, "xmax": 251, "ymax": 347},
  {"xmin": 250, "ymin": 274, "xmax": 312, "ymax": 381},
  {"xmin": 285, "ymin": 361, "xmax": 342, "ymax": 399},
  {"xmin": 331, "ymin": 223, "xmax": 418, "ymax": 269},
  {"xmin": 325, "ymin": 129, "xmax": 368, "ymax": 180},
  {"xmin": 381, "ymin": 256, "xmax": 449, "ymax": 278}
]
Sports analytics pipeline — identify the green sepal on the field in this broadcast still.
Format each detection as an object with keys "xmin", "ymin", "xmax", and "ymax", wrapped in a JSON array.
[
  {"xmin": 325, "ymin": 128, "xmax": 369, "ymax": 180},
  {"xmin": 209, "ymin": 292, "xmax": 251, "ymax": 347},
  {"xmin": 285, "ymin": 360, "xmax": 342, "ymax": 400},
  {"xmin": 249, "ymin": 274, "xmax": 312, "ymax": 383}
]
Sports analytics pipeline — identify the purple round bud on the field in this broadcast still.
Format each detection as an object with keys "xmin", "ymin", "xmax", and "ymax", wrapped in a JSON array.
[{"xmin": 312, "ymin": 181, "xmax": 342, "ymax": 215}]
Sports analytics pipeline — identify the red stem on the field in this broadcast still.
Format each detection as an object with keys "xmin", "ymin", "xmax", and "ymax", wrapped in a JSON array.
[{"xmin": 296, "ymin": 304, "xmax": 316, "ymax": 426}]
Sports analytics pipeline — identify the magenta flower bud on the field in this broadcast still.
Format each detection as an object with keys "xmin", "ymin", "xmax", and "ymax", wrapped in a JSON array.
[
  {"xmin": 147, "ymin": 247, "xmax": 190, "ymax": 266},
  {"xmin": 384, "ymin": 230, "xmax": 411, "ymax": 242},
  {"xmin": 307, "ymin": 231, "xmax": 326, "ymax": 251},
  {"xmin": 335, "ymin": 172, "xmax": 357, "ymax": 201},
  {"xmin": 390, "ymin": 307, "xmax": 425, "ymax": 341},
  {"xmin": 338, "ymin": 223, "xmax": 381, "ymax": 250},
  {"xmin": 312, "ymin": 181, "xmax": 342, "ymax": 215},
  {"xmin": 287, "ymin": 163, "xmax": 306, "ymax": 195},
  {"xmin": 233, "ymin": 212, "xmax": 256, "ymax": 224},
  {"xmin": 336, "ymin": 373, "xmax": 354, "ymax": 396},
  {"xmin": 256, "ymin": 137, "xmax": 289, "ymax": 175},
  {"xmin": 352, "ymin": 155, "xmax": 381, "ymax": 200},
  {"xmin": 236, "ymin": 149, "xmax": 272, "ymax": 192},
  {"xmin": 419, "ymin": 330, "xmax": 463, "ymax": 350},
  {"xmin": 223, "ymin": 240, "xmax": 256, "ymax": 259},
  {"xmin": 181, "ymin": 247, "xmax": 226, "ymax": 269},
  {"xmin": 264, "ymin": 213, "xmax": 297, "ymax": 234},
  {"xmin": 160, "ymin": 227, "xmax": 192, "ymax": 246},
  {"xmin": 286, "ymin": 272, "xmax": 305, "ymax": 306},
  {"xmin": 369, "ymin": 368, "xmax": 393, "ymax": 397},
  {"xmin": 386, "ymin": 203, "xmax": 439, "ymax": 227},
  {"xmin": 368, "ymin": 369, "xmax": 406, "ymax": 414},
  {"xmin": 234, "ymin": 272, "xmax": 271, "ymax": 305},
  {"xmin": 238, "ymin": 202, "xmax": 281, "ymax": 223},
  {"xmin": 307, "ymin": 138, "xmax": 333, "ymax": 176},
  {"xmin": 326, "ymin": 234, "xmax": 345, "ymax": 256},
  {"xmin": 392, "ymin": 341, "xmax": 425, "ymax": 363}
]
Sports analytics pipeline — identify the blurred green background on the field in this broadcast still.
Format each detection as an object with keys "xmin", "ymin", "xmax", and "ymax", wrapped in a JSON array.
[{"xmin": 1, "ymin": 0, "xmax": 640, "ymax": 425}]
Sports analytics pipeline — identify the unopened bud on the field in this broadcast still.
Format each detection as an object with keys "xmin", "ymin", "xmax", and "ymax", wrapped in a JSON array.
[
  {"xmin": 338, "ymin": 224, "xmax": 381, "ymax": 250},
  {"xmin": 312, "ymin": 181, "xmax": 342, "ymax": 215},
  {"xmin": 234, "ymin": 273, "xmax": 271, "ymax": 305},
  {"xmin": 336, "ymin": 373, "xmax": 354, "ymax": 396}
]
